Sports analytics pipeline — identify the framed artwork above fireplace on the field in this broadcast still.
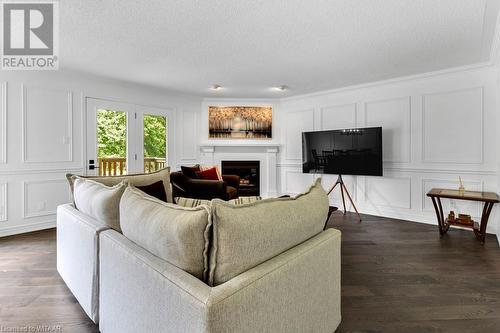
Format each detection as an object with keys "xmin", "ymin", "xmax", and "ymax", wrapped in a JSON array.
[{"xmin": 208, "ymin": 106, "xmax": 272, "ymax": 139}]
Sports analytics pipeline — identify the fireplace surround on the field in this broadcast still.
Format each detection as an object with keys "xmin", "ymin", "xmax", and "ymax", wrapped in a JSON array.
[{"xmin": 222, "ymin": 160, "xmax": 260, "ymax": 196}]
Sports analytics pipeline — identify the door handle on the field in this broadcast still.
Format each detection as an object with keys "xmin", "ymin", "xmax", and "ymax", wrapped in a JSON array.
[{"xmin": 88, "ymin": 159, "xmax": 100, "ymax": 170}]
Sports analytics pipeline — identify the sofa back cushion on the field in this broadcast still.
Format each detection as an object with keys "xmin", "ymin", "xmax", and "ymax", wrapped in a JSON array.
[
  {"xmin": 175, "ymin": 197, "xmax": 212, "ymax": 207},
  {"xmin": 208, "ymin": 178, "xmax": 328, "ymax": 286},
  {"xmin": 66, "ymin": 167, "xmax": 172, "ymax": 203},
  {"xmin": 174, "ymin": 196, "xmax": 261, "ymax": 208},
  {"xmin": 73, "ymin": 178, "xmax": 127, "ymax": 231},
  {"xmin": 120, "ymin": 186, "xmax": 211, "ymax": 280}
]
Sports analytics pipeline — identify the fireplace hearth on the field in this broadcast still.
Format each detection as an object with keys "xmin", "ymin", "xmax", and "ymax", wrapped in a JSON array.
[{"xmin": 221, "ymin": 160, "xmax": 260, "ymax": 196}]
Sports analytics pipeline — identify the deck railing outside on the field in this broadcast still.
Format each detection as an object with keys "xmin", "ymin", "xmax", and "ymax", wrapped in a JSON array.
[{"xmin": 98, "ymin": 157, "xmax": 166, "ymax": 176}]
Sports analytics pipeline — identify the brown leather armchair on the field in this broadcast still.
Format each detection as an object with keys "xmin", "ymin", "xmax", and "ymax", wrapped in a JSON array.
[{"xmin": 170, "ymin": 171, "xmax": 240, "ymax": 200}]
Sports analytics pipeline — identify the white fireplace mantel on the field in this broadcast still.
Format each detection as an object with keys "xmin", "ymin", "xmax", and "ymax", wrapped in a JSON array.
[{"xmin": 199, "ymin": 143, "xmax": 280, "ymax": 197}]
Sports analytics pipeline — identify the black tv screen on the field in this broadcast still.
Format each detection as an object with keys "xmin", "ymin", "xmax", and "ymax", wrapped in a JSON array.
[{"xmin": 302, "ymin": 127, "xmax": 383, "ymax": 176}]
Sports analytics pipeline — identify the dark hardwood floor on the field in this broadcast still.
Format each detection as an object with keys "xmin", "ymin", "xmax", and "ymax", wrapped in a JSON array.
[
  {"xmin": 0, "ymin": 229, "xmax": 98, "ymax": 333},
  {"xmin": 329, "ymin": 212, "xmax": 500, "ymax": 333},
  {"xmin": 0, "ymin": 213, "xmax": 499, "ymax": 333}
]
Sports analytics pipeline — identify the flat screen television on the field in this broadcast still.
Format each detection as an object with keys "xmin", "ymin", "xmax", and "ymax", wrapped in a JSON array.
[{"xmin": 302, "ymin": 127, "xmax": 383, "ymax": 176}]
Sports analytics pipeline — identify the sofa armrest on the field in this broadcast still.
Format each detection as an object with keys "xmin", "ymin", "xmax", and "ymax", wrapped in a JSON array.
[
  {"xmin": 184, "ymin": 178, "xmax": 227, "ymax": 200},
  {"xmin": 206, "ymin": 229, "xmax": 342, "ymax": 333},
  {"xmin": 57, "ymin": 204, "xmax": 109, "ymax": 323},
  {"xmin": 99, "ymin": 230, "xmax": 211, "ymax": 333}
]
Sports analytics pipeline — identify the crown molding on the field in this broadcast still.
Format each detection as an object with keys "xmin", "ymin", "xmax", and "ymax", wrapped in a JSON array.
[{"xmin": 280, "ymin": 62, "xmax": 495, "ymax": 102}]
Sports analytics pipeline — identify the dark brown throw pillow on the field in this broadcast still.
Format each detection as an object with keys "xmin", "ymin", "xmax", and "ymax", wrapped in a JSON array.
[
  {"xmin": 181, "ymin": 164, "xmax": 200, "ymax": 179},
  {"xmin": 136, "ymin": 180, "xmax": 167, "ymax": 202}
]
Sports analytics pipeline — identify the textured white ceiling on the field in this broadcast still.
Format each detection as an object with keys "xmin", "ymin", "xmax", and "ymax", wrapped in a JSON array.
[{"xmin": 60, "ymin": 0, "xmax": 500, "ymax": 98}]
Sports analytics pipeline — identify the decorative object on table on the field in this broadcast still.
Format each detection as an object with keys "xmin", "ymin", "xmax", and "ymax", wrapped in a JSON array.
[
  {"xmin": 208, "ymin": 106, "xmax": 272, "ymax": 139},
  {"xmin": 456, "ymin": 214, "xmax": 473, "ymax": 226},
  {"xmin": 458, "ymin": 176, "xmax": 465, "ymax": 195},
  {"xmin": 427, "ymin": 188, "xmax": 499, "ymax": 244},
  {"xmin": 447, "ymin": 210, "xmax": 455, "ymax": 222}
]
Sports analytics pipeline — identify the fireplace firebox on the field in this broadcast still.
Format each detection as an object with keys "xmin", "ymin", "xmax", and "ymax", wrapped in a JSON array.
[{"xmin": 221, "ymin": 160, "xmax": 260, "ymax": 196}]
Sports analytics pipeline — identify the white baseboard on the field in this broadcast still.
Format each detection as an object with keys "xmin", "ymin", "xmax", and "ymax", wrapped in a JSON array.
[{"xmin": 0, "ymin": 219, "xmax": 56, "ymax": 238}]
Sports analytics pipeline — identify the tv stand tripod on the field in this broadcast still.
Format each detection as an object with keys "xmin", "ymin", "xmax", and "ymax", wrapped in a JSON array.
[{"xmin": 327, "ymin": 175, "xmax": 361, "ymax": 222}]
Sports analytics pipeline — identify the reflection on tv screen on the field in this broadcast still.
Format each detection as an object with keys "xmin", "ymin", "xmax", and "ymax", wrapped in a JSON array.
[{"xmin": 302, "ymin": 127, "xmax": 383, "ymax": 176}]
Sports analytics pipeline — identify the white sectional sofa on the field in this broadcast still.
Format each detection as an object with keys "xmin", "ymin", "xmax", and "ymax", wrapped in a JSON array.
[{"xmin": 57, "ymin": 171, "xmax": 342, "ymax": 333}]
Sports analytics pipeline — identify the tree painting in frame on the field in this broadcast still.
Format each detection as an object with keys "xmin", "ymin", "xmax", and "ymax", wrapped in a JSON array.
[{"xmin": 208, "ymin": 106, "xmax": 272, "ymax": 139}]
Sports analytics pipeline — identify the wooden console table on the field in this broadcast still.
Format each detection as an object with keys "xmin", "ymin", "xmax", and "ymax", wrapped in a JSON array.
[{"xmin": 427, "ymin": 188, "xmax": 499, "ymax": 244}]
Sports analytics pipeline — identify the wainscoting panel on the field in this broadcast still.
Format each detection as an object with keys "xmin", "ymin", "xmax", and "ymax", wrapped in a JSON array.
[
  {"xmin": 180, "ymin": 110, "xmax": 198, "ymax": 160},
  {"xmin": 319, "ymin": 103, "xmax": 356, "ymax": 130},
  {"xmin": 364, "ymin": 176, "xmax": 412, "ymax": 209},
  {"xmin": 365, "ymin": 97, "xmax": 411, "ymax": 163},
  {"xmin": 422, "ymin": 87, "xmax": 483, "ymax": 164},
  {"xmin": 22, "ymin": 85, "xmax": 73, "ymax": 163},
  {"xmin": 284, "ymin": 109, "xmax": 314, "ymax": 161},
  {"xmin": 23, "ymin": 179, "xmax": 71, "ymax": 218},
  {"xmin": 320, "ymin": 174, "xmax": 357, "ymax": 210},
  {"xmin": 284, "ymin": 170, "xmax": 315, "ymax": 195},
  {"xmin": 0, "ymin": 183, "xmax": 7, "ymax": 222},
  {"xmin": 421, "ymin": 178, "xmax": 483, "ymax": 218},
  {"xmin": 278, "ymin": 66, "xmax": 498, "ymax": 238},
  {"xmin": 0, "ymin": 82, "xmax": 6, "ymax": 164}
]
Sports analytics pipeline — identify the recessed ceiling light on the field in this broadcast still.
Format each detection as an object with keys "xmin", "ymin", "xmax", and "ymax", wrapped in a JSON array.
[
  {"xmin": 273, "ymin": 85, "xmax": 288, "ymax": 91},
  {"xmin": 211, "ymin": 84, "xmax": 222, "ymax": 91}
]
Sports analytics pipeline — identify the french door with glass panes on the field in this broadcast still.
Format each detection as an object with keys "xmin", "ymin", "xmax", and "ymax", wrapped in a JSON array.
[{"xmin": 86, "ymin": 98, "xmax": 172, "ymax": 176}]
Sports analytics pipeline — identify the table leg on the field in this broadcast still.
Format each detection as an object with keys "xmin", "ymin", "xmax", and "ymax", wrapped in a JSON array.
[
  {"xmin": 431, "ymin": 197, "xmax": 446, "ymax": 236},
  {"xmin": 476, "ymin": 202, "xmax": 494, "ymax": 245}
]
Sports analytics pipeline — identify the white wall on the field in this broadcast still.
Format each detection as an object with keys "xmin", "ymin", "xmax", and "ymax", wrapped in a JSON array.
[
  {"xmin": 0, "ymin": 70, "xmax": 201, "ymax": 237},
  {"xmin": 279, "ymin": 65, "xmax": 499, "ymax": 235}
]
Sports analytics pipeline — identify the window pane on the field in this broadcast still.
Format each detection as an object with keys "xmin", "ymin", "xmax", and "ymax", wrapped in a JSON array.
[
  {"xmin": 97, "ymin": 109, "xmax": 127, "ymax": 176},
  {"xmin": 143, "ymin": 114, "xmax": 167, "ymax": 173}
]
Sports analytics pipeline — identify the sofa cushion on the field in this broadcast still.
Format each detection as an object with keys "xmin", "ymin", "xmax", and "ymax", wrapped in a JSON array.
[
  {"xmin": 66, "ymin": 167, "xmax": 173, "ymax": 203},
  {"xmin": 181, "ymin": 164, "xmax": 200, "ymax": 179},
  {"xmin": 195, "ymin": 167, "xmax": 219, "ymax": 181},
  {"xmin": 175, "ymin": 197, "xmax": 212, "ymax": 207},
  {"xmin": 73, "ymin": 178, "xmax": 127, "ymax": 232},
  {"xmin": 228, "ymin": 196, "xmax": 262, "ymax": 205},
  {"xmin": 136, "ymin": 180, "xmax": 167, "ymax": 202},
  {"xmin": 175, "ymin": 196, "xmax": 261, "ymax": 208},
  {"xmin": 200, "ymin": 165, "xmax": 223, "ymax": 180},
  {"xmin": 120, "ymin": 186, "xmax": 211, "ymax": 280},
  {"xmin": 208, "ymin": 178, "xmax": 328, "ymax": 286}
]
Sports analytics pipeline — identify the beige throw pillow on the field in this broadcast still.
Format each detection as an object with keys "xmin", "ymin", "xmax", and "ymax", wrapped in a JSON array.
[
  {"xmin": 120, "ymin": 186, "xmax": 212, "ymax": 280},
  {"xmin": 66, "ymin": 167, "xmax": 173, "ymax": 203},
  {"xmin": 208, "ymin": 178, "xmax": 328, "ymax": 286},
  {"xmin": 73, "ymin": 178, "xmax": 127, "ymax": 231}
]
